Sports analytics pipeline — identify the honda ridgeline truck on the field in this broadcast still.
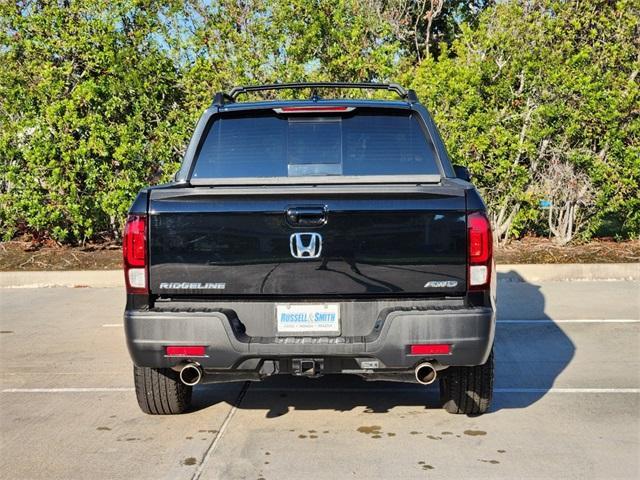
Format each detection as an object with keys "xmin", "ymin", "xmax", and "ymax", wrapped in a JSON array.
[{"xmin": 123, "ymin": 82, "xmax": 496, "ymax": 415}]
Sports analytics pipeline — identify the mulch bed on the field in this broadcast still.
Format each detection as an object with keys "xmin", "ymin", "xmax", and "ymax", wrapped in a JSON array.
[
  {"xmin": 495, "ymin": 237, "xmax": 640, "ymax": 264},
  {"xmin": 0, "ymin": 240, "xmax": 122, "ymax": 271}
]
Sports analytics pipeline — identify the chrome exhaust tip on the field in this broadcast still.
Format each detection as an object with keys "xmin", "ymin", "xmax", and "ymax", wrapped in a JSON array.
[
  {"xmin": 179, "ymin": 363, "xmax": 203, "ymax": 386},
  {"xmin": 414, "ymin": 362, "xmax": 437, "ymax": 385}
]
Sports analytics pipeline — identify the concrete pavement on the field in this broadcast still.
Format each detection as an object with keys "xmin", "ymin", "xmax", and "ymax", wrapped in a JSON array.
[{"xmin": 0, "ymin": 280, "xmax": 639, "ymax": 479}]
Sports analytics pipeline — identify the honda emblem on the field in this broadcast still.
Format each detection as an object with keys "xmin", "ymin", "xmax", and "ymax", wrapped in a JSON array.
[{"xmin": 290, "ymin": 232, "xmax": 322, "ymax": 259}]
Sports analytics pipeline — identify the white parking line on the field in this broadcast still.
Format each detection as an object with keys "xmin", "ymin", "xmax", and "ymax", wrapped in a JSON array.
[
  {"xmin": 2, "ymin": 387, "xmax": 134, "ymax": 393},
  {"xmin": 2, "ymin": 372, "xmax": 121, "ymax": 376},
  {"xmin": 102, "ymin": 324, "xmax": 123, "ymax": 327},
  {"xmin": 249, "ymin": 387, "xmax": 640, "ymax": 394},
  {"xmin": 497, "ymin": 319, "xmax": 639, "ymax": 324},
  {"xmin": 495, "ymin": 388, "xmax": 640, "ymax": 393},
  {"xmin": 3, "ymin": 387, "xmax": 639, "ymax": 394}
]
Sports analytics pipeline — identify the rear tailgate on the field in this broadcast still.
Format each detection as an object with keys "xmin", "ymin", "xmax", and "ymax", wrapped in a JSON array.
[{"xmin": 148, "ymin": 186, "xmax": 467, "ymax": 297}]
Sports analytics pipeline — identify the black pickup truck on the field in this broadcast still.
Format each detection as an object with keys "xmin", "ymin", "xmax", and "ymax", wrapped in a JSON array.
[{"xmin": 123, "ymin": 82, "xmax": 496, "ymax": 415}]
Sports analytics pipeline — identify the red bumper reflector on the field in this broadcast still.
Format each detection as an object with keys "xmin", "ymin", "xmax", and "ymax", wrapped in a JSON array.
[
  {"xmin": 165, "ymin": 346, "xmax": 206, "ymax": 357},
  {"xmin": 410, "ymin": 344, "xmax": 451, "ymax": 355}
]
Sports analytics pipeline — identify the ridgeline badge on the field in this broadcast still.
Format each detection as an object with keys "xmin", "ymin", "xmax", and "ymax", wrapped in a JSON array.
[{"xmin": 159, "ymin": 282, "xmax": 226, "ymax": 290}]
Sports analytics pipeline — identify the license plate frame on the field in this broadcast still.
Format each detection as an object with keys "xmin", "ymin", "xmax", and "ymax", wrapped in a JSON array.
[{"xmin": 276, "ymin": 303, "xmax": 341, "ymax": 336}]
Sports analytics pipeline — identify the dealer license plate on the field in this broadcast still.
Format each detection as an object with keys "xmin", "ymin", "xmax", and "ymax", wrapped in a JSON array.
[{"xmin": 276, "ymin": 304, "xmax": 340, "ymax": 334}]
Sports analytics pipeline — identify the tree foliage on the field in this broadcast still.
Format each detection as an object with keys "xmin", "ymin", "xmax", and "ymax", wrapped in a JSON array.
[
  {"xmin": 1, "ymin": 0, "xmax": 638, "ymax": 244},
  {"xmin": 408, "ymin": 0, "xmax": 639, "ymax": 242},
  {"xmin": 0, "ymin": 0, "xmax": 184, "ymax": 242}
]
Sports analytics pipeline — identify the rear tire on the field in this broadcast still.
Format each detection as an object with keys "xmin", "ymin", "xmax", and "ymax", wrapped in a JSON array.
[
  {"xmin": 439, "ymin": 350, "xmax": 494, "ymax": 415},
  {"xmin": 133, "ymin": 365, "xmax": 192, "ymax": 415}
]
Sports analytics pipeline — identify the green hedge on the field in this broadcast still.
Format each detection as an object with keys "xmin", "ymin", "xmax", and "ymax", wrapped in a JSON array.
[{"xmin": 1, "ymin": 0, "xmax": 638, "ymax": 244}]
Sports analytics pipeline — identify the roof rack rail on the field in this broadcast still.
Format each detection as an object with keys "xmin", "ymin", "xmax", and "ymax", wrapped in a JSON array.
[{"xmin": 212, "ymin": 82, "xmax": 419, "ymax": 106}]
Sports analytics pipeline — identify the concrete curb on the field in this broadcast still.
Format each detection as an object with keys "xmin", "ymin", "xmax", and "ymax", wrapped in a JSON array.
[
  {"xmin": 497, "ymin": 263, "xmax": 639, "ymax": 283},
  {"xmin": 0, "ymin": 270, "xmax": 122, "ymax": 289},
  {"xmin": 0, "ymin": 263, "xmax": 637, "ymax": 288}
]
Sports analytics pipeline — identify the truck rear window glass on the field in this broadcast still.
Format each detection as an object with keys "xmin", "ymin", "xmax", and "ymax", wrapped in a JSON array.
[{"xmin": 191, "ymin": 109, "xmax": 439, "ymax": 179}]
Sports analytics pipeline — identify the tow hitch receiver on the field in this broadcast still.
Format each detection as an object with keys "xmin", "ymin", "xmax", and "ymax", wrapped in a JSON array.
[{"xmin": 292, "ymin": 358, "xmax": 324, "ymax": 377}]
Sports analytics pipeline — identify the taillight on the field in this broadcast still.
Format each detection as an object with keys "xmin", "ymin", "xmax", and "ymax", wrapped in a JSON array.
[
  {"xmin": 467, "ymin": 211, "xmax": 492, "ymax": 290},
  {"xmin": 123, "ymin": 215, "xmax": 147, "ymax": 294}
]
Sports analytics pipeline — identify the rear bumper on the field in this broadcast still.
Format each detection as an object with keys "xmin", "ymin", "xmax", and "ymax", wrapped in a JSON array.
[{"xmin": 125, "ymin": 305, "xmax": 495, "ymax": 371}]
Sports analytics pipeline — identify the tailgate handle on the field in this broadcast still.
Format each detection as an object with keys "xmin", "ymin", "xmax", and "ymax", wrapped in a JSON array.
[{"xmin": 286, "ymin": 207, "xmax": 327, "ymax": 226}]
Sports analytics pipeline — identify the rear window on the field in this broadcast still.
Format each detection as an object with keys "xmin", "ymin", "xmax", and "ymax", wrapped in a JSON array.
[{"xmin": 191, "ymin": 109, "xmax": 440, "ymax": 179}]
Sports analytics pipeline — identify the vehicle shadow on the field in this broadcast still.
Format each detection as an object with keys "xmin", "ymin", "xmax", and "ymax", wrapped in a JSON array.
[
  {"xmin": 490, "ymin": 270, "xmax": 575, "ymax": 410},
  {"xmin": 191, "ymin": 375, "xmax": 443, "ymax": 416},
  {"xmin": 191, "ymin": 271, "xmax": 575, "ymax": 416}
]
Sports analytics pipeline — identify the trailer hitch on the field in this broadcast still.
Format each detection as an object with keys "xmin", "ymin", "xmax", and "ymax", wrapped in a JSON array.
[{"xmin": 292, "ymin": 358, "xmax": 324, "ymax": 377}]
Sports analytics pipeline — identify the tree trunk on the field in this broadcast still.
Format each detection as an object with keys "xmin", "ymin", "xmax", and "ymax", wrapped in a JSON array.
[{"xmin": 491, "ymin": 200, "xmax": 519, "ymax": 245}]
